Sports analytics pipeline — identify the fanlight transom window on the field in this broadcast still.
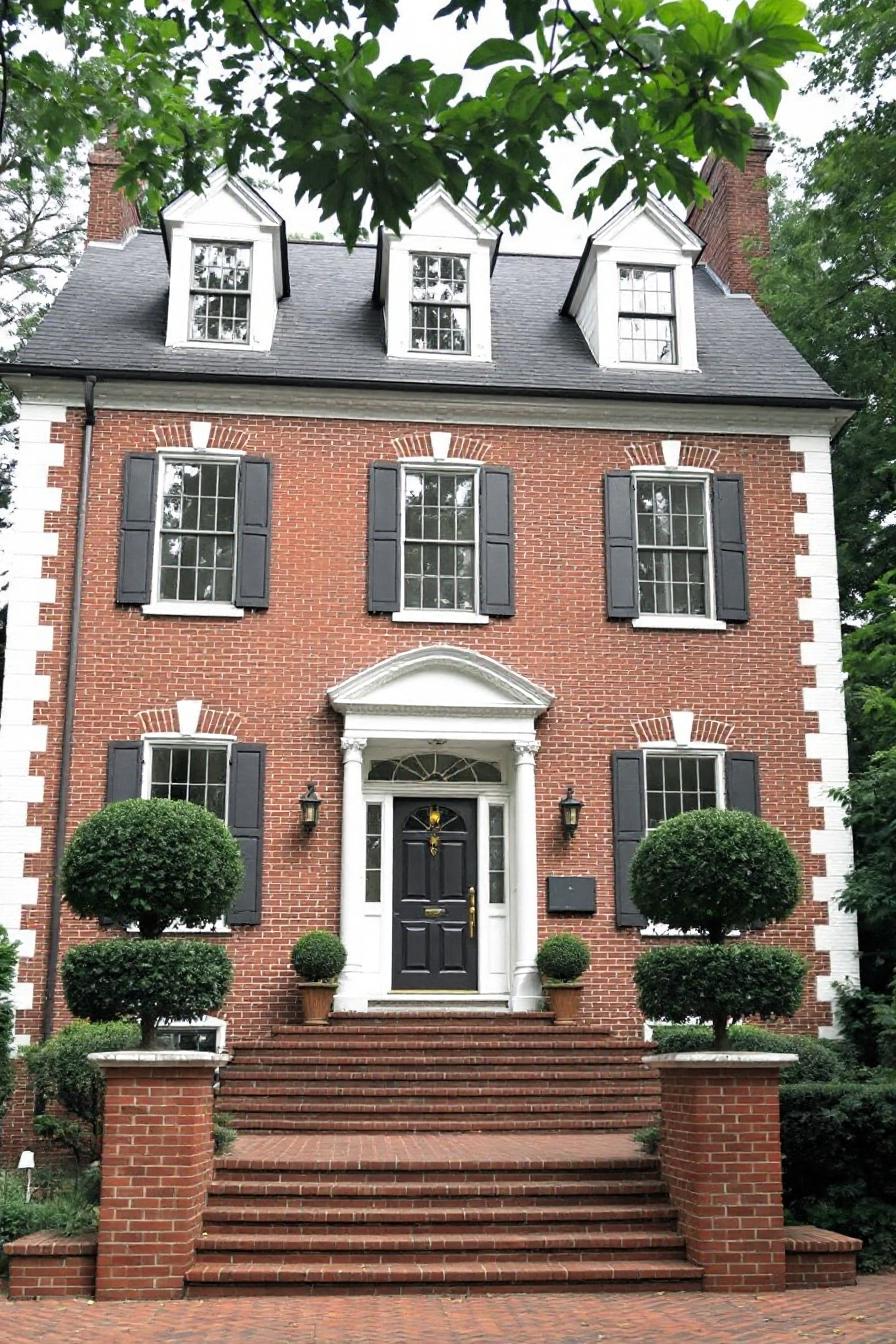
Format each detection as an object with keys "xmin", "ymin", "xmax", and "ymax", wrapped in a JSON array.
[{"xmin": 368, "ymin": 752, "xmax": 502, "ymax": 783}]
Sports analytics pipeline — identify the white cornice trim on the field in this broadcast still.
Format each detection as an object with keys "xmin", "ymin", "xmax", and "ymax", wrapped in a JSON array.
[
  {"xmin": 7, "ymin": 376, "xmax": 854, "ymax": 439},
  {"xmin": 328, "ymin": 644, "xmax": 554, "ymax": 717}
]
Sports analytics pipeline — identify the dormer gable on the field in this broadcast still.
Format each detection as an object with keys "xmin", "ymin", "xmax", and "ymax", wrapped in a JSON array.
[
  {"xmin": 159, "ymin": 168, "xmax": 289, "ymax": 352},
  {"xmin": 562, "ymin": 197, "xmax": 703, "ymax": 372},
  {"xmin": 374, "ymin": 188, "xmax": 499, "ymax": 362}
]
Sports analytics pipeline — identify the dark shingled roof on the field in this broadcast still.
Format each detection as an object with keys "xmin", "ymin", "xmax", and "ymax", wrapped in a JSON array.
[{"xmin": 11, "ymin": 230, "xmax": 845, "ymax": 407}]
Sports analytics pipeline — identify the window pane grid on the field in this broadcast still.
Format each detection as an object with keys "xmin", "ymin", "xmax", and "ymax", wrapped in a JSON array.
[
  {"xmin": 646, "ymin": 753, "xmax": 718, "ymax": 830},
  {"xmin": 159, "ymin": 460, "xmax": 237, "ymax": 604},
  {"xmin": 190, "ymin": 243, "xmax": 251, "ymax": 343},
  {"xmin": 410, "ymin": 253, "xmax": 470, "ymax": 353},
  {"xmin": 149, "ymin": 746, "xmax": 228, "ymax": 819},
  {"xmin": 636, "ymin": 478, "xmax": 709, "ymax": 616},
  {"xmin": 488, "ymin": 804, "xmax": 505, "ymax": 904},
  {"xmin": 403, "ymin": 470, "xmax": 476, "ymax": 611},
  {"xmin": 365, "ymin": 803, "xmax": 382, "ymax": 903},
  {"xmin": 618, "ymin": 265, "xmax": 676, "ymax": 364}
]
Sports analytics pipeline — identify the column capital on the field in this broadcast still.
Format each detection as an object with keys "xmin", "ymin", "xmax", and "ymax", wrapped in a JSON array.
[
  {"xmin": 513, "ymin": 739, "xmax": 540, "ymax": 766},
  {"xmin": 340, "ymin": 735, "xmax": 368, "ymax": 763}
]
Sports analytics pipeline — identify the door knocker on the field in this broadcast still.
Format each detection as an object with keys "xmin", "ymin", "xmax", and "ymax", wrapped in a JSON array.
[{"xmin": 426, "ymin": 804, "xmax": 442, "ymax": 857}]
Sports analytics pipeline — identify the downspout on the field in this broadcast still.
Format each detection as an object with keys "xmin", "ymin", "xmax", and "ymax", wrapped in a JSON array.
[{"xmin": 41, "ymin": 374, "xmax": 97, "ymax": 1040}]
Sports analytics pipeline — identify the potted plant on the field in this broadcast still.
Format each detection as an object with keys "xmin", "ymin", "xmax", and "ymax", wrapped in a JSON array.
[
  {"xmin": 59, "ymin": 798, "xmax": 240, "ymax": 1047},
  {"xmin": 291, "ymin": 930, "xmax": 347, "ymax": 1024},
  {"xmin": 536, "ymin": 933, "xmax": 591, "ymax": 1024},
  {"xmin": 631, "ymin": 809, "xmax": 807, "ymax": 1048}
]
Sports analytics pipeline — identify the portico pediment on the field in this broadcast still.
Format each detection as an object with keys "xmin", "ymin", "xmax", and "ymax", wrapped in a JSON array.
[{"xmin": 327, "ymin": 645, "xmax": 553, "ymax": 721}]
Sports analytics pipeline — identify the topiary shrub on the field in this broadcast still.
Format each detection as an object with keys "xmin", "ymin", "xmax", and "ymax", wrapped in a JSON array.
[
  {"xmin": 0, "ymin": 924, "xmax": 18, "ymax": 1135},
  {"xmin": 62, "ymin": 939, "xmax": 233, "ymax": 1050},
  {"xmin": 652, "ymin": 1024, "xmax": 849, "ymax": 1084},
  {"xmin": 62, "ymin": 797, "xmax": 243, "ymax": 936},
  {"xmin": 631, "ymin": 809, "xmax": 806, "ymax": 1047},
  {"xmin": 291, "ymin": 931, "xmax": 347, "ymax": 983},
  {"xmin": 22, "ymin": 1020, "xmax": 140, "ymax": 1162},
  {"xmin": 536, "ymin": 934, "xmax": 591, "ymax": 983}
]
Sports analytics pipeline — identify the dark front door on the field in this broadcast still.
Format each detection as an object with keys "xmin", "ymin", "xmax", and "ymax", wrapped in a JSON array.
[{"xmin": 392, "ymin": 798, "xmax": 478, "ymax": 991}]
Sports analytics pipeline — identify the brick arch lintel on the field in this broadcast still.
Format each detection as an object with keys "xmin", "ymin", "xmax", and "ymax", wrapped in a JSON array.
[
  {"xmin": 391, "ymin": 432, "xmax": 493, "ymax": 461},
  {"xmin": 136, "ymin": 704, "xmax": 243, "ymax": 737},
  {"xmin": 624, "ymin": 442, "xmax": 720, "ymax": 470},
  {"xmin": 630, "ymin": 713, "xmax": 735, "ymax": 747},
  {"xmin": 152, "ymin": 423, "xmax": 250, "ymax": 453}
]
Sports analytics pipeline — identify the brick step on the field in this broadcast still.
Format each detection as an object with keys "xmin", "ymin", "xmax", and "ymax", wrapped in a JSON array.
[
  {"xmin": 208, "ymin": 1177, "xmax": 669, "ymax": 1202},
  {"xmin": 184, "ymin": 1256, "xmax": 704, "ymax": 1295},
  {"xmin": 195, "ymin": 1227, "xmax": 686, "ymax": 1258},
  {"xmin": 269, "ymin": 1023, "xmax": 615, "ymax": 1039},
  {"xmin": 203, "ymin": 1200, "xmax": 676, "ymax": 1227},
  {"xmin": 230, "ymin": 1051, "xmax": 650, "ymax": 1070},
  {"xmin": 219, "ymin": 1080, "xmax": 659, "ymax": 1100},
  {"xmin": 328, "ymin": 1013, "xmax": 559, "ymax": 1024},
  {"xmin": 221, "ymin": 1066, "xmax": 653, "ymax": 1085},
  {"xmin": 222, "ymin": 1095, "xmax": 657, "ymax": 1117},
  {"xmin": 240, "ymin": 1037, "xmax": 645, "ymax": 1055},
  {"xmin": 214, "ymin": 1154, "xmax": 659, "ymax": 1176},
  {"xmin": 228, "ymin": 1114, "xmax": 654, "ymax": 1133}
]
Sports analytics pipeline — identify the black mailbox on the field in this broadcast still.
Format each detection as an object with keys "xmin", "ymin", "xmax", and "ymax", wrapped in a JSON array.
[{"xmin": 546, "ymin": 876, "xmax": 596, "ymax": 914}]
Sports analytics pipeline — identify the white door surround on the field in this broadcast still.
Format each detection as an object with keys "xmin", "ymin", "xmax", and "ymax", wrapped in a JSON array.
[{"xmin": 327, "ymin": 646, "xmax": 554, "ymax": 1012}]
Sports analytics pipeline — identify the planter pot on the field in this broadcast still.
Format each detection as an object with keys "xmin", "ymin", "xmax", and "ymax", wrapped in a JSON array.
[
  {"xmin": 543, "ymin": 980, "xmax": 584, "ymax": 1025},
  {"xmin": 297, "ymin": 982, "xmax": 336, "ymax": 1025}
]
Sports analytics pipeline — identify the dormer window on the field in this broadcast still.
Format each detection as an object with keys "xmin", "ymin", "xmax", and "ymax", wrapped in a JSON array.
[
  {"xmin": 190, "ymin": 243, "xmax": 251, "ymax": 344},
  {"xmin": 618, "ymin": 265, "xmax": 676, "ymax": 365},
  {"xmin": 410, "ymin": 253, "xmax": 470, "ymax": 354}
]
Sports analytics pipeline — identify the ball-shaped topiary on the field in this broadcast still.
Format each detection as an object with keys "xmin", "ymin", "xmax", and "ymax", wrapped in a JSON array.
[
  {"xmin": 630, "ymin": 808, "xmax": 802, "ymax": 943},
  {"xmin": 536, "ymin": 933, "xmax": 591, "ymax": 984},
  {"xmin": 291, "ymin": 931, "xmax": 347, "ymax": 983},
  {"xmin": 62, "ymin": 798, "xmax": 244, "ymax": 937},
  {"xmin": 62, "ymin": 939, "xmax": 233, "ymax": 1048}
]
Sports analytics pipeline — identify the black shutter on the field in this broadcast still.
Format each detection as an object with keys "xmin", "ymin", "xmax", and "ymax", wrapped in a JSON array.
[
  {"xmin": 235, "ymin": 458, "xmax": 273, "ymax": 609},
  {"xmin": 117, "ymin": 454, "xmax": 158, "ymax": 605},
  {"xmin": 106, "ymin": 741, "xmax": 143, "ymax": 802},
  {"xmin": 480, "ymin": 467, "xmax": 515, "ymax": 617},
  {"xmin": 227, "ymin": 744, "xmax": 265, "ymax": 926},
  {"xmin": 725, "ymin": 752, "xmax": 761, "ymax": 814},
  {"xmin": 604, "ymin": 472, "xmax": 638, "ymax": 619},
  {"xmin": 712, "ymin": 474, "xmax": 749, "ymax": 622},
  {"xmin": 367, "ymin": 462, "xmax": 401, "ymax": 613},
  {"xmin": 611, "ymin": 750, "xmax": 647, "ymax": 928}
]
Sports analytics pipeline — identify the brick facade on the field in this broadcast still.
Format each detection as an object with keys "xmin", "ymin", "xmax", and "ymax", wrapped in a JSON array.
[
  {"xmin": 685, "ymin": 129, "xmax": 773, "ymax": 299},
  {"xmin": 86, "ymin": 143, "xmax": 140, "ymax": 245}
]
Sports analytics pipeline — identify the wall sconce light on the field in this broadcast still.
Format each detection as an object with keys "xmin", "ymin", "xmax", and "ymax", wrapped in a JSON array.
[
  {"xmin": 300, "ymin": 781, "xmax": 322, "ymax": 833},
  {"xmin": 559, "ymin": 785, "xmax": 583, "ymax": 840}
]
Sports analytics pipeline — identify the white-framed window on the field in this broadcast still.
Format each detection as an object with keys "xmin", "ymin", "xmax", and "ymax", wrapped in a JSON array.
[
  {"xmin": 635, "ymin": 475, "xmax": 712, "ymax": 618},
  {"xmin": 618, "ymin": 265, "xmax": 676, "ymax": 365},
  {"xmin": 365, "ymin": 802, "xmax": 383, "ymax": 903},
  {"xmin": 147, "ymin": 741, "xmax": 229, "ymax": 819},
  {"xmin": 156, "ymin": 457, "xmax": 238, "ymax": 605},
  {"xmin": 401, "ymin": 465, "xmax": 478, "ymax": 613},
  {"xmin": 190, "ymin": 242, "xmax": 252, "ymax": 344},
  {"xmin": 644, "ymin": 750, "xmax": 722, "ymax": 830},
  {"xmin": 488, "ymin": 802, "xmax": 506, "ymax": 905},
  {"xmin": 410, "ymin": 252, "xmax": 470, "ymax": 354}
]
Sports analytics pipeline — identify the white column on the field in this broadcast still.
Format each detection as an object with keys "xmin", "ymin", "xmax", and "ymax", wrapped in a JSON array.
[
  {"xmin": 510, "ymin": 739, "xmax": 541, "ymax": 1011},
  {"xmin": 334, "ymin": 733, "xmax": 369, "ymax": 1011}
]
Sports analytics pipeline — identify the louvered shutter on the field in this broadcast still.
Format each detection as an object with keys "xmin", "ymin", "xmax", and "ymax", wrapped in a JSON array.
[
  {"xmin": 712, "ymin": 474, "xmax": 749, "ymax": 622},
  {"xmin": 611, "ymin": 750, "xmax": 648, "ymax": 927},
  {"xmin": 227, "ymin": 744, "xmax": 265, "ymax": 926},
  {"xmin": 235, "ymin": 458, "xmax": 273, "ymax": 609},
  {"xmin": 117, "ymin": 454, "xmax": 158, "ymax": 605},
  {"xmin": 480, "ymin": 467, "xmax": 515, "ymax": 616},
  {"xmin": 367, "ymin": 462, "xmax": 401, "ymax": 613},
  {"xmin": 725, "ymin": 752, "xmax": 761, "ymax": 814},
  {"xmin": 604, "ymin": 472, "xmax": 638, "ymax": 619},
  {"xmin": 106, "ymin": 740, "xmax": 143, "ymax": 802}
]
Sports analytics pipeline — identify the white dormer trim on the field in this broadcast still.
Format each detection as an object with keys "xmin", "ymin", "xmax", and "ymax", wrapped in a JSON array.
[
  {"xmin": 376, "ymin": 188, "xmax": 499, "ymax": 363},
  {"xmin": 564, "ymin": 196, "xmax": 703, "ymax": 373},
  {"xmin": 159, "ymin": 168, "xmax": 288, "ymax": 353}
]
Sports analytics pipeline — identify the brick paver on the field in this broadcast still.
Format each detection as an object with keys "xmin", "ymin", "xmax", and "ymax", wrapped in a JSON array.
[
  {"xmin": 221, "ymin": 1131, "xmax": 647, "ymax": 1167},
  {"xmin": 2, "ymin": 1281, "xmax": 894, "ymax": 1343}
]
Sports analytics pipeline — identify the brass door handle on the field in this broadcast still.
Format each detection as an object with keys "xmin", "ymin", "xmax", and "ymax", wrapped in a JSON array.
[{"xmin": 467, "ymin": 885, "xmax": 477, "ymax": 940}]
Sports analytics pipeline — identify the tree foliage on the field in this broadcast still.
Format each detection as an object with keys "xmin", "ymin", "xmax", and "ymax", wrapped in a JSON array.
[
  {"xmin": 0, "ymin": 925, "xmax": 18, "ymax": 1133},
  {"xmin": 1, "ymin": 0, "xmax": 819, "ymax": 244}
]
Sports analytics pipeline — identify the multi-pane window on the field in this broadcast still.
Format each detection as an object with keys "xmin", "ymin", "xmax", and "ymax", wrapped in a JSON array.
[
  {"xmin": 403, "ymin": 470, "xmax": 476, "ymax": 612},
  {"xmin": 410, "ymin": 253, "xmax": 469, "ymax": 354},
  {"xmin": 618, "ymin": 266, "xmax": 676, "ymax": 364},
  {"xmin": 190, "ymin": 243, "xmax": 251, "ymax": 344},
  {"xmin": 365, "ymin": 803, "xmax": 382, "ymax": 903},
  {"xmin": 645, "ymin": 754, "xmax": 718, "ymax": 830},
  {"xmin": 488, "ymin": 804, "xmax": 506, "ymax": 905},
  {"xmin": 158, "ymin": 460, "xmax": 238, "ymax": 604},
  {"xmin": 636, "ymin": 478, "xmax": 710, "ymax": 616},
  {"xmin": 149, "ymin": 745, "xmax": 228, "ymax": 819}
]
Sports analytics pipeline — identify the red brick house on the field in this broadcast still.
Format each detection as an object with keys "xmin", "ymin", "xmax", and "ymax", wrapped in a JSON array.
[{"xmin": 0, "ymin": 132, "xmax": 861, "ymax": 1092}]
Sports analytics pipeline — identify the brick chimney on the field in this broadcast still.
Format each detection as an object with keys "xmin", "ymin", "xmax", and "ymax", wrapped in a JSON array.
[
  {"xmin": 86, "ymin": 135, "xmax": 141, "ymax": 243},
  {"xmin": 685, "ymin": 127, "xmax": 773, "ymax": 299}
]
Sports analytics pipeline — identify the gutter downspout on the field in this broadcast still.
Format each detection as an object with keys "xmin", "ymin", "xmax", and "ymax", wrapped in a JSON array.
[{"xmin": 41, "ymin": 374, "xmax": 97, "ymax": 1040}]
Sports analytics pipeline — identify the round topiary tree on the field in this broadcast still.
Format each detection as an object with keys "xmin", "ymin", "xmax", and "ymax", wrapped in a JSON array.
[
  {"xmin": 291, "ymin": 931, "xmax": 347, "ymax": 984},
  {"xmin": 536, "ymin": 934, "xmax": 591, "ymax": 984},
  {"xmin": 630, "ymin": 808, "xmax": 807, "ymax": 1048},
  {"xmin": 61, "ymin": 799, "xmax": 242, "ymax": 1046}
]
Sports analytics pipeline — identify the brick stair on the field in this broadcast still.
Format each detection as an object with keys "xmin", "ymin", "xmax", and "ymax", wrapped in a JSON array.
[{"xmin": 185, "ymin": 1014, "xmax": 694, "ymax": 1295}]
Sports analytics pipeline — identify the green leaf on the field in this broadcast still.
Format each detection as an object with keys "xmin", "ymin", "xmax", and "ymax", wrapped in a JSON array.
[
  {"xmin": 598, "ymin": 160, "xmax": 631, "ymax": 209},
  {"xmin": 465, "ymin": 37, "xmax": 534, "ymax": 69}
]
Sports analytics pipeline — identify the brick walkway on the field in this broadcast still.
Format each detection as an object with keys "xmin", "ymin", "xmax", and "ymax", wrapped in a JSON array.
[{"xmin": 1, "ymin": 1281, "xmax": 895, "ymax": 1343}]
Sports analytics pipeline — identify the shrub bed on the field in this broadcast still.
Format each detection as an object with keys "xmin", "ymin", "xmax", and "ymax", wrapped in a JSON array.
[{"xmin": 0, "ymin": 1168, "xmax": 99, "ymax": 1273}]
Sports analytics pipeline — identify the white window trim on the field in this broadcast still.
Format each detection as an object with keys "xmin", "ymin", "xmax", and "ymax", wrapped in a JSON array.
[
  {"xmin": 156, "ymin": 1015, "xmax": 228, "ymax": 1050},
  {"xmin": 630, "ymin": 469, "xmax": 724, "ymax": 629},
  {"xmin": 143, "ymin": 450, "xmax": 243, "ymax": 619},
  {"xmin": 385, "ymin": 236, "xmax": 494, "ymax": 363},
  {"xmin": 638, "ymin": 745, "xmax": 730, "ymax": 939},
  {"xmin": 392, "ymin": 460, "xmax": 487, "ymax": 625},
  {"xmin": 187, "ymin": 240, "xmax": 253, "ymax": 348},
  {"xmin": 617, "ymin": 264, "xmax": 678, "ymax": 369},
  {"xmin": 140, "ymin": 735, "xmax": 233, "ymax": 933},
  {"xmin": 408, "ymin": 251, "xmax": 471, "ymax": 357}
]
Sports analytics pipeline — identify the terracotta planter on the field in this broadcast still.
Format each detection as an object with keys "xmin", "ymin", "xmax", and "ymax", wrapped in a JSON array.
[
  {"xmin": 544, "ymin": 981, "xmax": 584, "ymax": 1025},
  {"xmin": 297, "ymin": 982, "xmax": 336, "ymax": 1025}
]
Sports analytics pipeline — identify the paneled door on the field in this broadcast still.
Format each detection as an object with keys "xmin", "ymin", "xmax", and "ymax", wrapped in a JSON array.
[{"xmin": 392, "ymin": 798, "xmax": 478, "ymax": 990}]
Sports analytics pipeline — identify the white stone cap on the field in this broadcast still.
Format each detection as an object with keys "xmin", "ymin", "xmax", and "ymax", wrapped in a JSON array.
[
  {"xmin": 644, "ymin": 1051, "xmax": 798, "ymax": 1069},
  {"xmin": 88, "ymin": 1050, "xmax": 231, "ymax": 1068}
]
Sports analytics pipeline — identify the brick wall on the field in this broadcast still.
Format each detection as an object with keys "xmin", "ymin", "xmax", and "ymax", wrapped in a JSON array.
[
  {"xmin": 86, "ymin": 144, "xmax": 140, "ymax": 244},
  {"xmin": 5, "ymin": 406, "xmax": 835, "ymax": 1145},
  {"xmin": 686, "ymin": 129, "xmax": 773, "ymax": 299},
  {"xmin": 4, "ymin": 1231, "xmax": 97, "ymax": 1299}
]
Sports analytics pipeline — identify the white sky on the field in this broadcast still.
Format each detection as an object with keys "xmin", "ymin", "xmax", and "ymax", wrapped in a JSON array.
[{"xmin": 271, "ymin": 0, "xmax": 853, "ymax": 253}]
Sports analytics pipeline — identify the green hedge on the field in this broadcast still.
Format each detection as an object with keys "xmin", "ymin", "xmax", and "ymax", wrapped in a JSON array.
[{"xmin": 652, "ymin": 1024, "xmax": 848, "ymax": 1084}]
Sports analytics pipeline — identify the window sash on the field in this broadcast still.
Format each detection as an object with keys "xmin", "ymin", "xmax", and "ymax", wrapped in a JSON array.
[
  {"xmin": 488, "ymin": 803, "xmax": 506, "ymax": 905},
  {"xmin": 147, "ymin": 742, "xmax": 230, "ymax": 819},
  {"xmin": 618, "ymin": 265, "xmax": 677, "ymax": 365},
  {"xmin": 156, "ymin": 457, "xmax": 239, "ymax": 605},
  {"xmin": 400, "ymin": 467, "xmax": 479, "ymax": 613},
  {"xmin": 643, "ymin": 751, "xmax": 722, "ymax": 831},
  {"xmin": 190, "ymin": 242, "xmax": 251, "ymax": 344},
  {"xmin": 365, "ymin": 802, "xmax": 383, "ymax": 903},
  {"xmin": 410, "ymin": 252, "xmax": 470, "ymax": 354},
  {"xmin": 635, "ymin": 476, "xmax": 712, "ymax": 617}
]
